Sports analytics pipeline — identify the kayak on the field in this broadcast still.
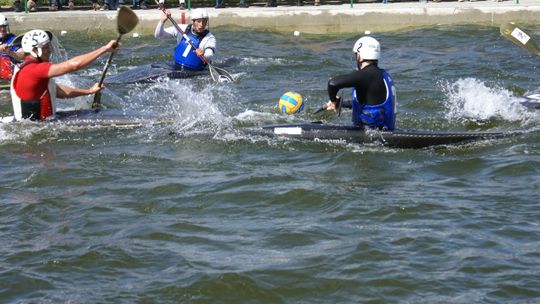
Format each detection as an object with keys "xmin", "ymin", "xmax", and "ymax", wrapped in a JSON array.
[
  {"xmin": 0, "ymin": 109, "xmax": 162, "ymax": 129},
  {"xmin": 105, "ymin": 63, "xmax": 208, "ymax": 84},
  {"xmin": 247, "ymin": 122, "xmax": 527, "ymax": 149},
  {"xmin": 520, "ymin": 92, "xmax": 540, "ymax": 110}
]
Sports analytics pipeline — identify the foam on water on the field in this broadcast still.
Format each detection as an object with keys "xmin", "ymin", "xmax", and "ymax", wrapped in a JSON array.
[
  {"xmin": 0, "ymin": 120, "xmax": 49, "ymax": 144},
  {"xmin": 235, "ymin": 109, "xmax": 299, "ymax": 124},
  {"xmin": 239, "ymin": 57, "xmax": 291, "ymax": 66},
  {"xmin": 441, "ymin": 77, "xmax": 533, "ymax": 123},
  {"xmin": 0, "ymin": 125, "xmax": 11, "ymax": 142}
]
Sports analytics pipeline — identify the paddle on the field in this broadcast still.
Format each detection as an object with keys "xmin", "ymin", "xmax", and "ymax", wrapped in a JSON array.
[
  {"xmin": 500, "ymin": 22, "xmax": 540, "ymax": 57},
  {"xmin": 8, "ymin": 33, "xmax": 24, "ymax": 48},
  {"xmin": 92, "ymin": 6, "xmax": 139, "ymax": 110},
  {"xmin": 313, "ymin": 104, "xmax": 326, "ymax": 115},
  {"xmin": 155, "ymin": 2, "xmax": 235, "ymax": 83},
  {"xmin": 313, "ymin": 93, "xmax": 343, "ymax": 116}
]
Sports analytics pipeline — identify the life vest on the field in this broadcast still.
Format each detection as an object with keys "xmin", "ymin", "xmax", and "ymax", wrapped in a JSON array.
[
  {"xmin": 351, "ymin": 70, "xmax": 396, "ymax": 130},
  {"xmin": 10, "ymin": 62, "xmax": 57, "ymax": 121},
  {"xmin": 0, "ymin": 33, "xmax": 17, "ymax": 80},
  {"xmin": 173, "ymin": 25, "xmax": 208, "ymax": 70}
]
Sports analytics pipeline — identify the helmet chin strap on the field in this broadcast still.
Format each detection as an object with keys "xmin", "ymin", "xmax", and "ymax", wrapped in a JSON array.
[{"xmin": 30, "ymin": 47, "xmax": 44, "ymax": 62}]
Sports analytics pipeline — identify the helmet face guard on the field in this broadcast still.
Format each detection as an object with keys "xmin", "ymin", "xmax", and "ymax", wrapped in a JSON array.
[{"xmin": 21, "ymin": 30, "xmax": 53, "ymax": 58}]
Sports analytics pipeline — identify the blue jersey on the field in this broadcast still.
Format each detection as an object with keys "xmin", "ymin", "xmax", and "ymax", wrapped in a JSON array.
[
  {"xmin": 351, "ymin": 70, "xmax": 396, "ymax": 130},
  {"xmin": 1, "ymin": 33, "xmax": 19, "ymax": 80},
  {"xmin": 173, "ymin": 26, "xmax": 208, "ymax": 71},
  {"xmin": 1, "ymin": 33, "xmax": 19, "ymax": 58}
]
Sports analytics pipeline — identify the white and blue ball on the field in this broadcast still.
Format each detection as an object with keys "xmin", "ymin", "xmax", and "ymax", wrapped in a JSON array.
[{"xmin": 278, "ymin": 91, "xmax": 304, "ymax": 115}]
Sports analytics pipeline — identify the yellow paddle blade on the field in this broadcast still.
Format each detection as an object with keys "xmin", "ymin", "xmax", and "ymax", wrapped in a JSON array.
[
  {"xmin": 117, "ymin": 6, "xmax": 139, "ymax": 35},
  {"xmin": 500, "ymin": 22, "xmax": 540, "ymax": 56}
]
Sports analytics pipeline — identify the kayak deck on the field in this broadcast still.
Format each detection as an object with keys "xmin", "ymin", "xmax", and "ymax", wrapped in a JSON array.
[
  {"xmin": 248, "ymin": 122, "xmax": 521, "ymax": 149},
  {"xmin": 105, "ymin": 63, "xmax": 208, "ymax": 84}
]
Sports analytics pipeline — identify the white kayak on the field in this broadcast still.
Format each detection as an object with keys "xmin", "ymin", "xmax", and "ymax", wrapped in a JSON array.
[{"xmin": 520, "ymin": 92, "xmax": 540, "ymax": 110}]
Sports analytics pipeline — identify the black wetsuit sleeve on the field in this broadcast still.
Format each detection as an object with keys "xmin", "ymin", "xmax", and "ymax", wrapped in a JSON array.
[
  {"xmin": 327, "ymin": 72, "xmax": 357, "ymax": 102},
  {"xmin": 328, "ymin": 65, "xmax": 387, "ymax": 106}
]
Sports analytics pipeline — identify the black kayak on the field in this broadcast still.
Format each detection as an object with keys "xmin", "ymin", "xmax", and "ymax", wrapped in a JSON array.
[
  {"xmin": 1, "ymin": 109, "xmax": 162, "ymax": 129},
  {"xmin": 105, "ymin": 63, "xmax": 208, "ymax": 84},
  {"xmin": 247, "ymin": 122, "xmax": 527, "ymax": 149}
]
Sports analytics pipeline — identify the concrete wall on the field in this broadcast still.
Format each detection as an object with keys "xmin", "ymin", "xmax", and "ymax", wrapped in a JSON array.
[{"xmin": 5, "ymin": 2, "xmax": 540, "ymax": 35}]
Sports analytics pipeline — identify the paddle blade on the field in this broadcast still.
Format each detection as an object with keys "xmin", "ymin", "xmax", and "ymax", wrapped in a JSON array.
[
  {"xmin": 117, "ymin": 6, "xmax": 139, "ymax": 35},
  {"xmin": 209, "ymin": 65, "xmax": 235, "ymax": 83},
  {"xmin": 500, "ymin": 22, "xmax": 540, "ymax": 56}
]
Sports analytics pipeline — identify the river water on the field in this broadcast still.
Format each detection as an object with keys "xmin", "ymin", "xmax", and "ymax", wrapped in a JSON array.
[{"xmin": 1, "ymin": 25, "xmax": 539, "ymax": 303}]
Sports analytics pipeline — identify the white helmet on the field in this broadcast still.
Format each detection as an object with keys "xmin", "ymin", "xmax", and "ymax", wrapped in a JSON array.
[
  {"xmin": 0, "ymin": 13, "xmax": 8, "ymax": 26},
  {"xmin": 191, "ymin": 8, "xmax": 208, "ymax": 20},
  {"xmin": 352, "ymin": 36, "xmax": 380, "ymax": 60},
  {"xmin": 22, "ymin": 29, "xmax": 53, "ymax": 58}
]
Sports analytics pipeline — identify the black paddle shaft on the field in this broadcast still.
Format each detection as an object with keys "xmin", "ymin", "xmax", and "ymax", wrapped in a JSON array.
[
  {"xmin": 92, "ymin": 6, "xmax": 139, "ymax": 110},
  {"xmin": 98, "ymin": 35, "xmax": 122, "ymax": 86},
  {"xmin": 92, "ymin": 35, "xmax": 122, "ymax": 110}
]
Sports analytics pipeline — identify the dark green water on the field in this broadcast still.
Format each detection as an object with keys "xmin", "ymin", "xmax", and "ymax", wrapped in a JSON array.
[{"xmin": 1, "ymin": 25, "xmax": 539, "ymax": 303}]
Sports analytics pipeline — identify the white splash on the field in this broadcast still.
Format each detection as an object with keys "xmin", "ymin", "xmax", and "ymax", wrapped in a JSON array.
[
  {"xmin": 235, "ymin": 109, "xmax": 280, "ymax": 122},
  {"xmin": 441, "ymin": 78, "xmax": 532, "ymax": 122},
  {"xmin": 0, "ymin": 125, "xmax": 10, "ymax": 142},
  {"xmin": 124, "ymin": 79, "xmax": 237, "ymax": 136},
  {"xmin": 239, "ymin": 57, "xmax": 290, "ymax": 66}
]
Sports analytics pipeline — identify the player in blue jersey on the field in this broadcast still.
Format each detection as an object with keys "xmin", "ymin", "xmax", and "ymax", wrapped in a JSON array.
[
  {"xmin": 325, "ymin": 36, "xmax": 397, "ymax": 130},
  {"xmin": 154, "ymin": 8, "xmax": 216, "ymax": 71},
  {"xmin": 0, "ymin": 14, "xmax": 25, "ymax": 80}
]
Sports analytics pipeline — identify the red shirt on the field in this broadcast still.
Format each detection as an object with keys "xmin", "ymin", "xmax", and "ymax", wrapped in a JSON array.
[
  {"xmin": 14, "ymin": 58, "xmax": 53, "ymax": 100},
  {"xmin": 14, "ymin": 58, "xmax": 54, "ymax": 119}
]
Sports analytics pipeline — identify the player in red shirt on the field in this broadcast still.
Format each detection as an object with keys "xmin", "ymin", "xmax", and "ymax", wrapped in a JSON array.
[{"xmin": 11, "ymin": 30, "xmax": 119, "ymax": 121}]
